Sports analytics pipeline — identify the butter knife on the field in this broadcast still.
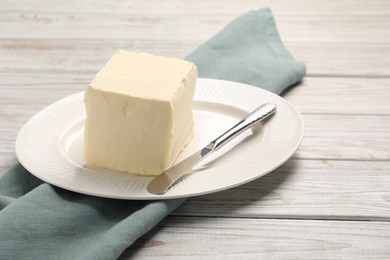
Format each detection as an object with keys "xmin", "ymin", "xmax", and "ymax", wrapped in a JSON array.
[{"xmin": 147, "ymin": 102, "xmax": 276, "ymax": 195}]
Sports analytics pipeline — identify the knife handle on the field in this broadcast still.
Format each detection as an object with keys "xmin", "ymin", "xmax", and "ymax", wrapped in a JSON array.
[
  {"xmin": 147, "ymin": 102, "xmax": 277, "ymax": 195},
  {"xmin": 212, "ymin": 103, "xmax": 276, "ymax": 151}
]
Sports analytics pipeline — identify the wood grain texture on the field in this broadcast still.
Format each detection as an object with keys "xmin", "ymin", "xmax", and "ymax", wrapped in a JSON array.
[
  {"xmin": 1, "ymin": 0, "xmax": 390, "ymax": 258},
  {"xmin": 2, "ymin": 40, "xmax": 390, "ymax": 76},
  {"xmin": 1, "ymin": 74, "xmax": 389, "ymax": 171},
  {"xmin": 2, "ymin": 0, "xmax": 390, "ymax": 16},
  {"xmin": 2, "ymin": 12, "xmax": 389, "ymax": 43},
  {"xmin": 121, "ymin": 217, "xmax": 390, "ymax": 259},
  {"xmin": 285, "ymin": 77, "xmax": 390, "ymax": 115},
  {"xmin": 297, "ymin": 114, "xmax": 390, "ymax": 160},
  {"xmin": 2, "ymin": 73, "xmax": 390, "ymax": 114},
  {"xmin": 176, "ymin": 159, "xmax": 390, "ymax": 220}
]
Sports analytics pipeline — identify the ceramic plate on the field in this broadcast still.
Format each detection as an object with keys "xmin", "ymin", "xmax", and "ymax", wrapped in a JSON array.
[{"xmin": 16, "ymin": 78, "xmax": 304, "ymax": 199}]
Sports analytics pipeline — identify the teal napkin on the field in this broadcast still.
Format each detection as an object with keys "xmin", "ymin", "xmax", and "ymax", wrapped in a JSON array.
[{"xmin": 0, "ymin": 8, "xmax": 305, "ymax": 260}]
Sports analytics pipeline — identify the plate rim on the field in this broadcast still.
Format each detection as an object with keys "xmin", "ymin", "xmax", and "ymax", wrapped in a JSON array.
[{"xmin": 15, "ymin": 78, "xmax": 304, "ymax": 200}]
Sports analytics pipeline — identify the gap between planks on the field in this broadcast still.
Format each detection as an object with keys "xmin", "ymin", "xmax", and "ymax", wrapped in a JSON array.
[{"xmin": 168, "ymin": 214, "xmax": 390, "ymax": 223}]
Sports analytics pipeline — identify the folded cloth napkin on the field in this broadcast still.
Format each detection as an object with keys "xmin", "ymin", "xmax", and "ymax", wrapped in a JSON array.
[{"xmin": 0, "ymin": 8, "xmax": 306, "ymax": 260}]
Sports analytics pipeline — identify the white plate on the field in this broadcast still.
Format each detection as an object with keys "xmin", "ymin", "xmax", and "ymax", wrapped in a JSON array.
[{"xmin": 16, "ymin": 78, "xmax": 303, "ymax": 200}]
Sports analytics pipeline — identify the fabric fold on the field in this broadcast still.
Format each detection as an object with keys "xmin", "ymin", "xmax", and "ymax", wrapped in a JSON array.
[{"xmin": 186, "ymin": 8, "xmax": 306, "ymax": 94}]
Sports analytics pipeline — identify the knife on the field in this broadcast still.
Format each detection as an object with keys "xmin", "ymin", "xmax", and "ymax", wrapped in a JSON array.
[{"xmin": 147, "ymin": 102, "xmax": 277, "ymax": 195}]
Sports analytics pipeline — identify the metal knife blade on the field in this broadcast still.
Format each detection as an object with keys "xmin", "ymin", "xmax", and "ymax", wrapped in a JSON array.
[{"xmin": 147, "ymin": 102, "xmax": 276, "ymax": 195}]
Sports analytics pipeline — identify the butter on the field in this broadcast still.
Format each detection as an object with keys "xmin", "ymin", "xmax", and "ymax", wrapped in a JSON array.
[{"xmin": 84, "ymin": 50, "xmax": 197, "ymax": 175}]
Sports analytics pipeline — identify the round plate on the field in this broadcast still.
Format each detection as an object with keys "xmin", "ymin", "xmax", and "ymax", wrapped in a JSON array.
[{"xmin": 16, "ymin": 78, "xmax": 304, "ymax": 200}]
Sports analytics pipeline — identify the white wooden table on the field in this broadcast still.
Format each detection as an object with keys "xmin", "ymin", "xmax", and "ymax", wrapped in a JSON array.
[{"xmin": 1, "ymin": 0, "xmax": 390, "ymax": 258}]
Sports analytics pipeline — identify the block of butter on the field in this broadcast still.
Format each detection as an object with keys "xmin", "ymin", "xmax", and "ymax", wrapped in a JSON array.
[{"xmin": 84, "ymin": 50, "xmax": 197, "ymax": 175}]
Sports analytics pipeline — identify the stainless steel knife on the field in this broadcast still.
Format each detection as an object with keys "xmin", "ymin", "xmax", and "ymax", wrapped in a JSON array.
[{"xmin": 147, "ymin": 102, "xmax": 277, "ymax": 195}]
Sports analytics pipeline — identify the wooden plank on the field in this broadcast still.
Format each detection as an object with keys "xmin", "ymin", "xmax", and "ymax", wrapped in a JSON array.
[
  {"xmin": 121, "ymin": 217, "xmax": 390, "ymax": 259},
  {"xmin": 0, "ymin": 73, "xmax": 88, "ymax": 173},
  {"xmin": 297, "ymin": 114, "xmax": 390, "ymax": 160},
  {"xmin": 286, "ymin": 42, "xmax": 390, "ymax": 77},
  {"xmin": 175, "ymin": 159, "xmax": 390, "ymax": 220},
  {"xmin": 1, "ymin": 0, "xmax": 389, "ymax": 259},
  {"xmin": 2, "ymin": 73, "xmax": 390, "ymax": 120},
  {"xmin": 1, "ymin": 40, "xmax": 390, "ymax": 76},
  {"xmin": 1, "ymin": 12, "xmax": 389, "ymax": 43},
  {"xmin": 1, "ymin": 73, "xmax": 389, "ymax": 172},
  {"xmin": 2, "ymin": 74, "xmax": 390, "ymax": 115},
  {"xmin": 285, "ymin": 77, "xmax": 390, "ymax": 115},
  {"xmin": 277, "ymin": 16, "xmax": 390, "ymax": 43},
  {"xmin": 2, "ymin": 0, "xmax": 390, "ymax": 16}
]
